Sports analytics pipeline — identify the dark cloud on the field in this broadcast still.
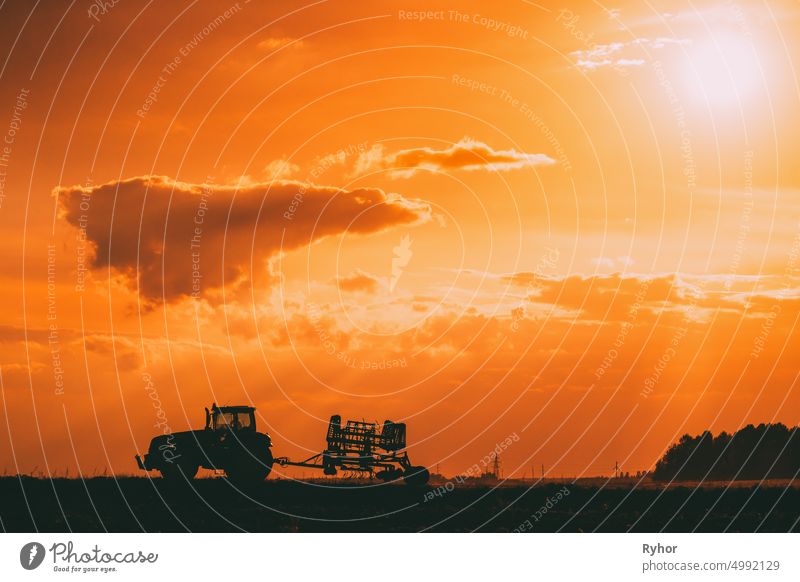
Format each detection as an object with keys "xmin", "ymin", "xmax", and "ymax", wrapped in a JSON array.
[{"xmin": 56, "ymin": 175, "xmax": 429, "ymax": 303}]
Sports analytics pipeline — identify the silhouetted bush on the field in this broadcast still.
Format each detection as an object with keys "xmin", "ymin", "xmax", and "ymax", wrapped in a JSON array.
[{"xmin": 653, "ymin": 423, "xmax": 800, "ymax": 481}]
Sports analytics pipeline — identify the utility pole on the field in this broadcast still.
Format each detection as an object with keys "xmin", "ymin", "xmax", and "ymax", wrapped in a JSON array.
[
  {"xmin": 614, "ymin": 461, "xmax": 619, "ymax": 479},
  {"xmin": 541, "ymin": 464, "xmax": 545, "ymax": 479}
]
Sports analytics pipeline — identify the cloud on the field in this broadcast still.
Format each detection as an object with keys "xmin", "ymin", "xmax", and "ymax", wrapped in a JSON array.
[
  {"xmin": 55, "ymin": 175, "xmax": 429, "ymax": 304},
  {"xmin": 528, "ymin": 273, "xmax": 681, "ymax": 317},
  {"xmin": 500, "ymin": 271, "xmax": 800, "ymax": 325},
  {"xmin": 572, "ymin": 37, "xmax": 690, "ymax": 71},
  {"xmin": 269, "ymin": 271, "xmax": 800, "ymax": 364},
  {"xmin": 264, "ymin": 158, "xmax": 300, "ymax": 179},
  {"xmin": 500, "ymin": 272, "xmax": 684, "ymax": 322},
  {"xmin": 336, "ymin": 270, "xmax": 381, "ymax": 294},
  {"xmin": 257, "ymin": 37, "xmax": 304, "ymax": 50},
  {"xmin": 0, "ymin": 325, "xmax": 75, "ymax": 345},
  {"xmin": 354, "ymin": 138, "xmax": 555, "ymax": 177},
  {"xmin": 591, "ymin": 256, "xmax": 635, "ymax": 269}
]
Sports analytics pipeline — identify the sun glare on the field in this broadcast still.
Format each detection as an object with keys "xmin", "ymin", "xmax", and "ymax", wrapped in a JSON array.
[{"xmin": 681, "ymin": 30, "xmax": 765, "ymax": 108}]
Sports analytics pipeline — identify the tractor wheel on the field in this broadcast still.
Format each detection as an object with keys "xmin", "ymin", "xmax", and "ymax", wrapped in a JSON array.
[
  {"xmin": 376, "ymin": 468, "xmax": 402, "ymax": 482},
  {"xmin": 403, "ymin": 466, "xmax": 430, "ymax": 487},
  {"xmin": 160, "ymin": 460, "xmax": 198, "ymax": 482},
  {"xmin": 225, "ymin": 448, "xmax": 273, "ymax": 485}
]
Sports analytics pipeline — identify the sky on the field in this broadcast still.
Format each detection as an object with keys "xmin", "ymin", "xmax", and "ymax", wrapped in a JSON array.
[{"xmin": 0, "ymin": 0, "xmax": 799, "ymax": 479}]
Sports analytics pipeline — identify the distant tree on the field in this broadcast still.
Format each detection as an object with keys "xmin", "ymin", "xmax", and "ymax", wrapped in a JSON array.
[{"xmin": 652, "ymin": 423, "xmax": 800, "ymax": 481}]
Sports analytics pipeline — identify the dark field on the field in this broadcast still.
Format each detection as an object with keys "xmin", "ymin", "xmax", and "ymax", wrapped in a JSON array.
[{"xmin": 1, "ymin": 476, "xmax": 798, "ymax": 532}]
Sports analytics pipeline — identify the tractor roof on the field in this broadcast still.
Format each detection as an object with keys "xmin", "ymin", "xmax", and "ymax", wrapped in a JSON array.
[{"xmin": 213, "ymin": 405, "xmax": 256, "ymax": 413}]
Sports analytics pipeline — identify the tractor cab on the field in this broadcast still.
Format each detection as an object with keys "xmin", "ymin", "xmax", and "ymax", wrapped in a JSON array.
[{"xmin": 205, "ymin": 404, "xmax": 256, "ymax": 432}]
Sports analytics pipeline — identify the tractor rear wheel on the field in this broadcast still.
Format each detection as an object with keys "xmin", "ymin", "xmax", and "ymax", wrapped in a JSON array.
[
  {"xmin": 225, "ymin": 448, "xmax": 273, "ymax": 485},
  {"xmin": 403, "ymin": 466, "xmax": 430, "ymax": 487}
]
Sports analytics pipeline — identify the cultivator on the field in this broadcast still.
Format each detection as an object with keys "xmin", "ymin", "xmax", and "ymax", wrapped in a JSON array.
[{"xmin": 274, "ymin": 415, "xmax": 430, "ymax": 486}]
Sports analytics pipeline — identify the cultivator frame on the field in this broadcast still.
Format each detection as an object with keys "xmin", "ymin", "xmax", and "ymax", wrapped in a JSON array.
[{"xmin": 274, "ymin": 415, "xmax": 429, "ymax": 486}]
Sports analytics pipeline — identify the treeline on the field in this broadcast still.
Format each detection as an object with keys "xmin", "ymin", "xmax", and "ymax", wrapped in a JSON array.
[{"xmin": 653, "ymin": 423, "xmax": 800, "ymax": 482}]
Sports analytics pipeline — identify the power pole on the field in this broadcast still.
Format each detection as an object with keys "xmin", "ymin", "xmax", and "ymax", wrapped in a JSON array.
[
  {"xmin": 541, "ymin": 464, "xmax": 545, "ymax": 479},
  {"xmin": 614, "ymin": 461, "xmax": 619, "ymax": 479}
]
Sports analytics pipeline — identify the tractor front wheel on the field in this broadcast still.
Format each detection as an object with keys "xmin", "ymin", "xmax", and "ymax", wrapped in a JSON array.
[{"xmin": 160, "ymin": 460, "xmax": 198, "ymax": 482}]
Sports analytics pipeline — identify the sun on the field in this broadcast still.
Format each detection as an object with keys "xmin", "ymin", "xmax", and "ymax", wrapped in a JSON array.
[{"xmin": 680, "ymin": 30, "xmax": 765, "ymax": 108}]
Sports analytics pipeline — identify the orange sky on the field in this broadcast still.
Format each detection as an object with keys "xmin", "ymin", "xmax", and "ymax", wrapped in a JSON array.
[{"xmin": 1, "ymin": 0, "xmax": 799, "ymax": 479}]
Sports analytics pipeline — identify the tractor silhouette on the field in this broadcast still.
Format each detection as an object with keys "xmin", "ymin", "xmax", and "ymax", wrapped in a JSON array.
[
  {"xmin": 136, "ymin": 404, "xmax": 272, "ymax": 483},
  {"xmin": 135, "ymin": 404, "xmax": 429, "ymax": 486}
]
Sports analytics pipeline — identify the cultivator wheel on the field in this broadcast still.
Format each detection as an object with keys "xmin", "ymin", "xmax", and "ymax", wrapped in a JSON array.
[
  {"xmin": 402, "ymin": 466, "xmax": 430, "ymax": 487},
  {"xmin": 376, "ymin": 468, "xmax": 403, "ymax": 482}
]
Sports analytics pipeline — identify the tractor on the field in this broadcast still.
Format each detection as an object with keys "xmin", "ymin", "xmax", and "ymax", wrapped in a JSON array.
[
  {"xmin": 135, "ymin": 404, "xmax": 273, "ymax": 483},
  {"xmin": 135, "ymin": 405, "xmax": 429, "ymax": 486}
]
